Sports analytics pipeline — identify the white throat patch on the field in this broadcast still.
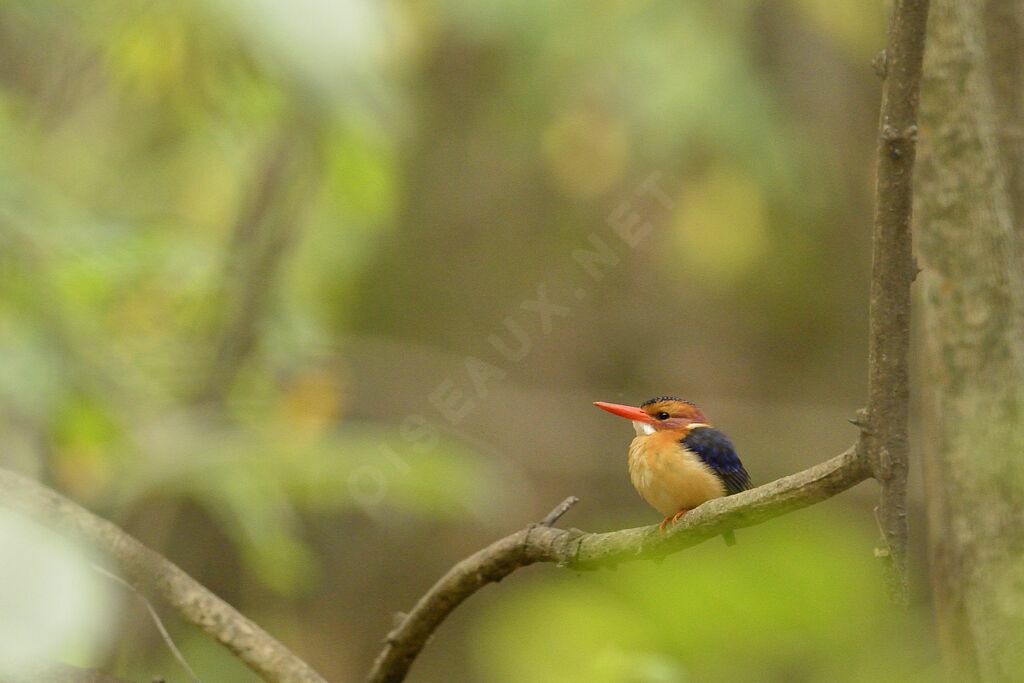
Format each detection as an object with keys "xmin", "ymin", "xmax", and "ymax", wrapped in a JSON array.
[{"xmin": 632, "ymin": 421, "xmax": 656, "ymax": 436}]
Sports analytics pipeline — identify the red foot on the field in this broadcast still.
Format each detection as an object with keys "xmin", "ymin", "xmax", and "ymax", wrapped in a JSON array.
[{"xmin": 658, "ymin": 508, "xmax": 692, "ymax": 534}]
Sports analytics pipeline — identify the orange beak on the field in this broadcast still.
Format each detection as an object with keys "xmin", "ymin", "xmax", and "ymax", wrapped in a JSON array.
[{"xmin": 593, "ymin": 401, "xmax": 653, "ymax": 423}]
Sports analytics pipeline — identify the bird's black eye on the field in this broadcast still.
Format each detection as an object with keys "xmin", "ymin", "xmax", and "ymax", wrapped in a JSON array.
[{"xmin": 656, "ymin": 411, "xmax": 670, "ymax": 420}]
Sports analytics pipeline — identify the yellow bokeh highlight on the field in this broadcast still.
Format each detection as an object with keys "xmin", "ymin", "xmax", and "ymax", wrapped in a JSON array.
[
  {"xmin": 670, "ymin": 164, "xmax": 770, "ymax": 284},
  {"xmin": 277, "ymin": 369, "xmax": 345, "ymax": 437},
  {"xmin": 542, "ymin": 107, "xmax": 629, "ymax": 199},
  {"xmin": 106, "ymin": 12, "xmax": 190, "ymax": 99}
]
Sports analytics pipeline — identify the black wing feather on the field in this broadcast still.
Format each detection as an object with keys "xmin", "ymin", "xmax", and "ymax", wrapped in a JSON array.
[{"xmin": 681, "ymin": 427, "xmax": 751, "ymax": 495}]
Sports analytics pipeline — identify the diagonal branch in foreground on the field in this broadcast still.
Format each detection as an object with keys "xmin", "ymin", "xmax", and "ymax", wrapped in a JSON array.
[
  {"xmin": 0, "ymin": 468, "xmax": 328, "ymax": 683},
  {"xmin": 367, "ymin": 445, "xmax": 868, "ymax": 683}
]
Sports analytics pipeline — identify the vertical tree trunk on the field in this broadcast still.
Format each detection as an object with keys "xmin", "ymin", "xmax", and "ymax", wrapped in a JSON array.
[{"xmin": 916, "ymin": 0, "xmax": 1024, "ymax": 680}]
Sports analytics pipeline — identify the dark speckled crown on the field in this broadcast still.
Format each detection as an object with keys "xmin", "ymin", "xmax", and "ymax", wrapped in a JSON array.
[{"xmin": 641, "ymin": 395, "xmax": 694, "ymax": 408}]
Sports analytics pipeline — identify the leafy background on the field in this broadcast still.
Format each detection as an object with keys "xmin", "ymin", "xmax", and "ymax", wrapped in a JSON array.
[{"xmin": 0, "ymin": 1, "xmax": 939, "ymax": 681}]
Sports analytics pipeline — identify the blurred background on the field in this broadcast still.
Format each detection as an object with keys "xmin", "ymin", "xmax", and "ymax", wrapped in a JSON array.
[{"xmin": 0, "ymin": 1, "xmax": 940, "ymax": 681}]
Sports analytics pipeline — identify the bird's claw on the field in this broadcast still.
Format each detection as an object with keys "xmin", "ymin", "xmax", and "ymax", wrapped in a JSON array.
[
  {"xmin": 671, "ymin": 509, "xmax": 690, "ymax": 524},
  {"xmin": 657, "ymin": 509, "xmax": 692, "ymax": 535}
]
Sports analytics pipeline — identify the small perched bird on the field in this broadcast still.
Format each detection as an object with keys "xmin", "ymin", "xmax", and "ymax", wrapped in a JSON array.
[{"xmin": 594, "ymin": 396, "xmax": 751, "ymax": 541}]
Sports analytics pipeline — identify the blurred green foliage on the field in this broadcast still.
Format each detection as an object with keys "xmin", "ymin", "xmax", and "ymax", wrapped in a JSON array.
[
  {"xmin": 1, "ymin": 0, "xmax": 452, "ymax": 543},
  {"xmin": 472, "ymin": 512, "xmax": 938, "ymax": 683}
]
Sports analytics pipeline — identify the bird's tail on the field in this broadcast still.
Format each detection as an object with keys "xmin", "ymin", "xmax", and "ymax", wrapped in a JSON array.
[{"xmin": 722, "ymin": 529, "xmax": 737, "ymax": 546}]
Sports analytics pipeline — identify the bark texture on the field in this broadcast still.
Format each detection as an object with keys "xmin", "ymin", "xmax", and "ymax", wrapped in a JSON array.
[
  {"xmin": 916, "ymin": 0, "xmax": 1024, "ymax": 679},
  {"xmin": 865, "ymin": 0, "xmax": 931, "ymax": 603}
]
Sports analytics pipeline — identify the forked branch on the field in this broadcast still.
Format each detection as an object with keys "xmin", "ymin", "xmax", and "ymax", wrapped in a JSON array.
[{"xmin": 367, "ymin": 447, "xmax": 868, "ymax": 683}]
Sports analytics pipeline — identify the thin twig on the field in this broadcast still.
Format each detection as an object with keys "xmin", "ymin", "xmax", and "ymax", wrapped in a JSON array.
[
  {"xmin": 539, "ymin": 496, "xmax": 579, "ymax": 527},
  {"xmin": 864, "ymin": 0, "xmax": 931, "ymax": 605},
  {"xmin": 90, "ymin": 563, "xmax": 202, "ymax": 683},
  {"xmin": 0, "ymin": 468, "xmax": 328, "ymax": 683}
]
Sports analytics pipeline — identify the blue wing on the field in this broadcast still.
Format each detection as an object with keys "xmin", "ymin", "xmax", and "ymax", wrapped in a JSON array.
[{"xmin": 681, "ymin": 427, "xmax": 751, "ymax": 495}]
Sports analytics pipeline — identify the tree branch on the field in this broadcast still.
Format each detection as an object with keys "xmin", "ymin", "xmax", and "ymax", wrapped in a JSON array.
[
  {"xmin": 864, "ymin": 0, "xmax": 930, "ymax": 604},
  {"xmin": 367, "ymin": 445, "xmax": 869, "ymax": 683},
  {"xmin": 0, "ymin": 468, "xmax": 328, "ymax": 683}
]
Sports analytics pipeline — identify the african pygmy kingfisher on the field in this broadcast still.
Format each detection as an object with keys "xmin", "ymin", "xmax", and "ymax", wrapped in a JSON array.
[{"xmin": 594, "ymin": 396, "xmax": 751, "ymax": 542}]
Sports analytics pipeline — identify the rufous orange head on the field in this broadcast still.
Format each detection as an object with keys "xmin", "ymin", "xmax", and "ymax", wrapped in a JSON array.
[{"xmin": 593, "ymin": 396, "xmax": 709, "ymax": 435}]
